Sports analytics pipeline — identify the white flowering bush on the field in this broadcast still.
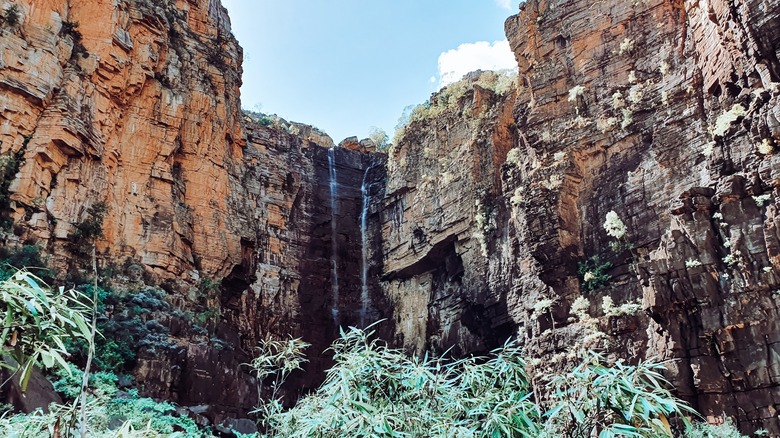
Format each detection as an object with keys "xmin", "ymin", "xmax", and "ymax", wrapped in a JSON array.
[
  {"xmin": 506, "ymin": 148, "xmax": 523, "ymax": 167},
  {"xmin": 753, "ymin": 194, "xmax": 772, "ymax": 207},
  {"xmin": 532, "ymin": 298, "xmax": 556, "ymax": 319},
  {"xmin": 568, "ymin": 85, "xmax": 585, "ymax": 102},
  {"xmin": 757, "ymin": 139, "xmax": 774, "ymax": 155},
  {"xmin": 702, "ymin": 141, "xmax": 715, "ymax": 157},
  {"xmin": 603, "ymin": 211, "xmax": 628, "ymax": 239},
  {"xmin": 570, "ymin": 296, "xmax": 591, "ymax": 321},
  {"xmin": 602, "ymin": 296, "xmax": 642, "ymax": 317},
  {"xmin": 618, "ymin": 38, "xmax": 634, "ymax": 55},
  {"xmin": 685, "ymin": 259, "xmax": 703, "ymax": 268}
]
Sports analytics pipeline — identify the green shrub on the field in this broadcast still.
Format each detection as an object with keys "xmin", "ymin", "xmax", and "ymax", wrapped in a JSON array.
[
  {"xmin": 578, "ymin": 256, "xmax": 613, "ymax": 292},
  {"xmin": 684, "ymin": 418, "xmax": 750, "ymax": 437},
  {"xmin": 0, "ymin": 244, "xmax": 51, "ymax": 282},
  {"xmin": 247, "ymin": 337, "xmax": 309, "ymax": 426},
  {"xmin": 67, "ymin": 202, "xmax": 107, "ymax": 256},
  {"xmin": 0, "ymin": 151, "xmax": 23, "ymax": 228},
  {"xmin": 5, "ymin": 365, "xmax": 200, "ymax": 437},
  {"xmin": 368, "ymin": 127, "xmax": 390, "ymax": 152},
  {"xmin": 52, "ymin": 363, "xmax": 119, "ymax": 400},
  {"xmin": 393, "ymin": 70, "xmax": 517, "ymax": 143},
  {"xmin": 64, "ymin": 287, "xmax": 176, "ymax": 372}
]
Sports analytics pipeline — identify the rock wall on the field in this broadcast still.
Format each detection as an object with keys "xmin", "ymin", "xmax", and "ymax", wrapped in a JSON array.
[
  {"xmin": 4, "ymin": 0, "xmax": 780, "ymax": 433},
  {"xmin": 502, "ymin": 0, "xmax": 780, "ymax": 432},
  {"xmin": 381, "ymin": 72, "xmax": 518, "ymax": 356},
  {"xmin": 122, "ymin": 115, "xmax": 385, "ymax": 422},
  {"xmin": 225, "ymin": 118, "xmax": 388, "ymax": 392},
  {"xmin": 0, "ymin": 0, "xmax": 385, "ymax": 420},
  {"xmin": 381, "ymin": 0, "xmax": 780, "ymax": 434},
  {"xmin": 0, "ymin": 0, "xmax": 245, "ymax": 278}
]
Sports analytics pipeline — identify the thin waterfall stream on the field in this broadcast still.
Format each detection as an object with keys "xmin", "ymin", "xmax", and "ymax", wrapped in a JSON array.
[
  {"xmin": 327, "ymin": 148, "xmax": 340, "ymax": 328},
  {"xmin": 359, "ymin": 161, "xmax": 372, "ymax": 327}
]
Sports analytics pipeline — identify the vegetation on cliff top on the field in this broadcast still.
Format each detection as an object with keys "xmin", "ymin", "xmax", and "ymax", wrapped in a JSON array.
[{"xmin": 393, "ymin": 69, "xmax": 517, "ymax": 145}]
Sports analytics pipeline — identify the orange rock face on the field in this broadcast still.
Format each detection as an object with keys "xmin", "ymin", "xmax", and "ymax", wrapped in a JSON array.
[
  {"xmin": 1, "ymin": 0, "xmax": 244, "ymax": 279},
  {"xmin": 0, "ymin": 0, "xmax": 383, "ymax": 416}
]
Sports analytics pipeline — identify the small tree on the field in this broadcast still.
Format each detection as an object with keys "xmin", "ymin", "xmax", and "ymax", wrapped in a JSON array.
[
  {"xmin": 246, "ymin": 337, "xmax": 309, "ymax": 429},
  {"xmin": 67, "ymin": 202, "xmax": 107, "ymax": 258},
  {"xmin": 368, "ymin": 127, "xmax": 390, "ymax": 152}
]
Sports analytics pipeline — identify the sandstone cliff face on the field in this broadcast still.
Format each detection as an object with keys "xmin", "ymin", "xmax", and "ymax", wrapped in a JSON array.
[
  {"xmin": 382, "ymin": 0, "xmax": 780, "ymax": 434},
  {"xmin": 0, "ymin": 0, "xmax": 385, "ymax": 421},
  {"xmin": 503, "ymin": 0, "xmax": 780, "ymax": 432},
  {"xmin": 127, "ymin": 116, "xmax": 384, "ymax": 421},
  {"xmin": 222, "ymin": 117, "xmax": 388, "ymax": 392},
  {"xmin": 381, "ymin": 71, "xmax": 518, "ymax": 356},
  {"xmin": 0, "ymin": 0, "xmax": 243, "ymax": 278}
]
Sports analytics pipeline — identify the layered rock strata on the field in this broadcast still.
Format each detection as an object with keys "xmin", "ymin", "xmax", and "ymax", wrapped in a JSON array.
[
  {"xmin": 0, "ymin": 0, "xmax": 245, "ymax": 279},
  {"xmin": 381, "ymin": 71, "xmax": 518, "ymax": 356},
  {"xmin": 382, "ymin": 0, "xmax": 780, "ymax": 434},
  {"xmin": 0, "ymin": 0, "xmax": 385, "ymax": 420}
]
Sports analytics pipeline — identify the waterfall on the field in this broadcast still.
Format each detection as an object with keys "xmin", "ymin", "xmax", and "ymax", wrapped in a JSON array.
[
  {"xmin": 359, "ymin": 163, "xmax": 372, "ymax": 328},
  {"xmin": 328, "ymin": 148, "xmax": 340, "ymax": 328}
]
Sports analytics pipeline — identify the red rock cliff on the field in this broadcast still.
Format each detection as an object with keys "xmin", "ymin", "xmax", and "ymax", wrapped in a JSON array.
[
  {"xmin": 1, "ymin": 0, "xmax": 244, "ymax": 278},
  {"xmin": 0, "ymin": 0, "xmax": 384, "ymax": 421}
]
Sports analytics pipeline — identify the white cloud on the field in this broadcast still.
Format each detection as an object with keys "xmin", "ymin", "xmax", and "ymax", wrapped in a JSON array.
[
  {"xmin": 495, "ymin": 0, "xmax": 512, "ymax": 10},
  {"xmin": 437, "ymin": 40, "xmax": 516, "ymax": 87},
  {"xmin": 429, "ymin": 76, "xmax": 437, "ymax": 83}
]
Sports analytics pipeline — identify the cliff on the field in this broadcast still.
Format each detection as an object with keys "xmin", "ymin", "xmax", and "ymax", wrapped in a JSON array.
[
  {"xmin": 0, "ymin": 0, "xmax": 386, "ymax": 425},
  {"xmin": 504, "ymin": 0, "xmax": 780, "ymax": 432},
  {"xmin": 0, "ymin": 0, "xmax": 247, "ymax": 279},
  {"xmin": 3, "ymin": 0, "xmax": 780, "ymax": 434},
  {"xmin": 381, "ymin": 0, "xmax": 780, "ymax": 433},
  {"xmin": 381, "ymin": 71, "xmax": 518, "ymax": 356}
]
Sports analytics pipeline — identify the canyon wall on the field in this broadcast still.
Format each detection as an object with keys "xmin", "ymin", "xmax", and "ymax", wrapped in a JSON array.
[
  {"xmin": 0, "ymin": 0, "xmax": 246, "ymax": 279},
  {"xmin": 381, "ymin": 72, "xmax": 519, "ymax": 356},
  {"xmin": 381, "ymin": 0, "xmax": 780, "ymax": 433},
  {"xmin": 504, "ymin": 0, "xmax": 780, "ymax": 432},
  {"xmin": 0, "ymin": 0, "xmax": 385, "ymax": 424},
  {"xmin": 4, "ymin": 0, "xmax": 780, "ymax": 434}
]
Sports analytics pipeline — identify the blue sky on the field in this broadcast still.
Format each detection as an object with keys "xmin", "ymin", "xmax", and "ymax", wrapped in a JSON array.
[{"xmin": 222, "ymin": 1, "xmax": 520, "ymax": 143}]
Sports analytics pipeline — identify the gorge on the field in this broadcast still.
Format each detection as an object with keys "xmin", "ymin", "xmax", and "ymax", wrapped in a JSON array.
[{"xmin": 1, "ymin": 0, "xmax": 780, "ymax": 435}]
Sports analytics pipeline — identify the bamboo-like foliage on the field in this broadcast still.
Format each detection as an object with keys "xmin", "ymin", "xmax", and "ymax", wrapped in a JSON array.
[
  {"xmin": 0, "ymin": 270, "xmax": 92, "ymax": 390},
  {"xmin": 262, "ymin": 326, "xmax": 699, "ymax": 438},
  {"xmin": 266, "ymin": 326, "xmax": 537, "ymax": 437},
  {"xmin": 542, "ymin": 353, "xmax": 696, "ymax": 437}
]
